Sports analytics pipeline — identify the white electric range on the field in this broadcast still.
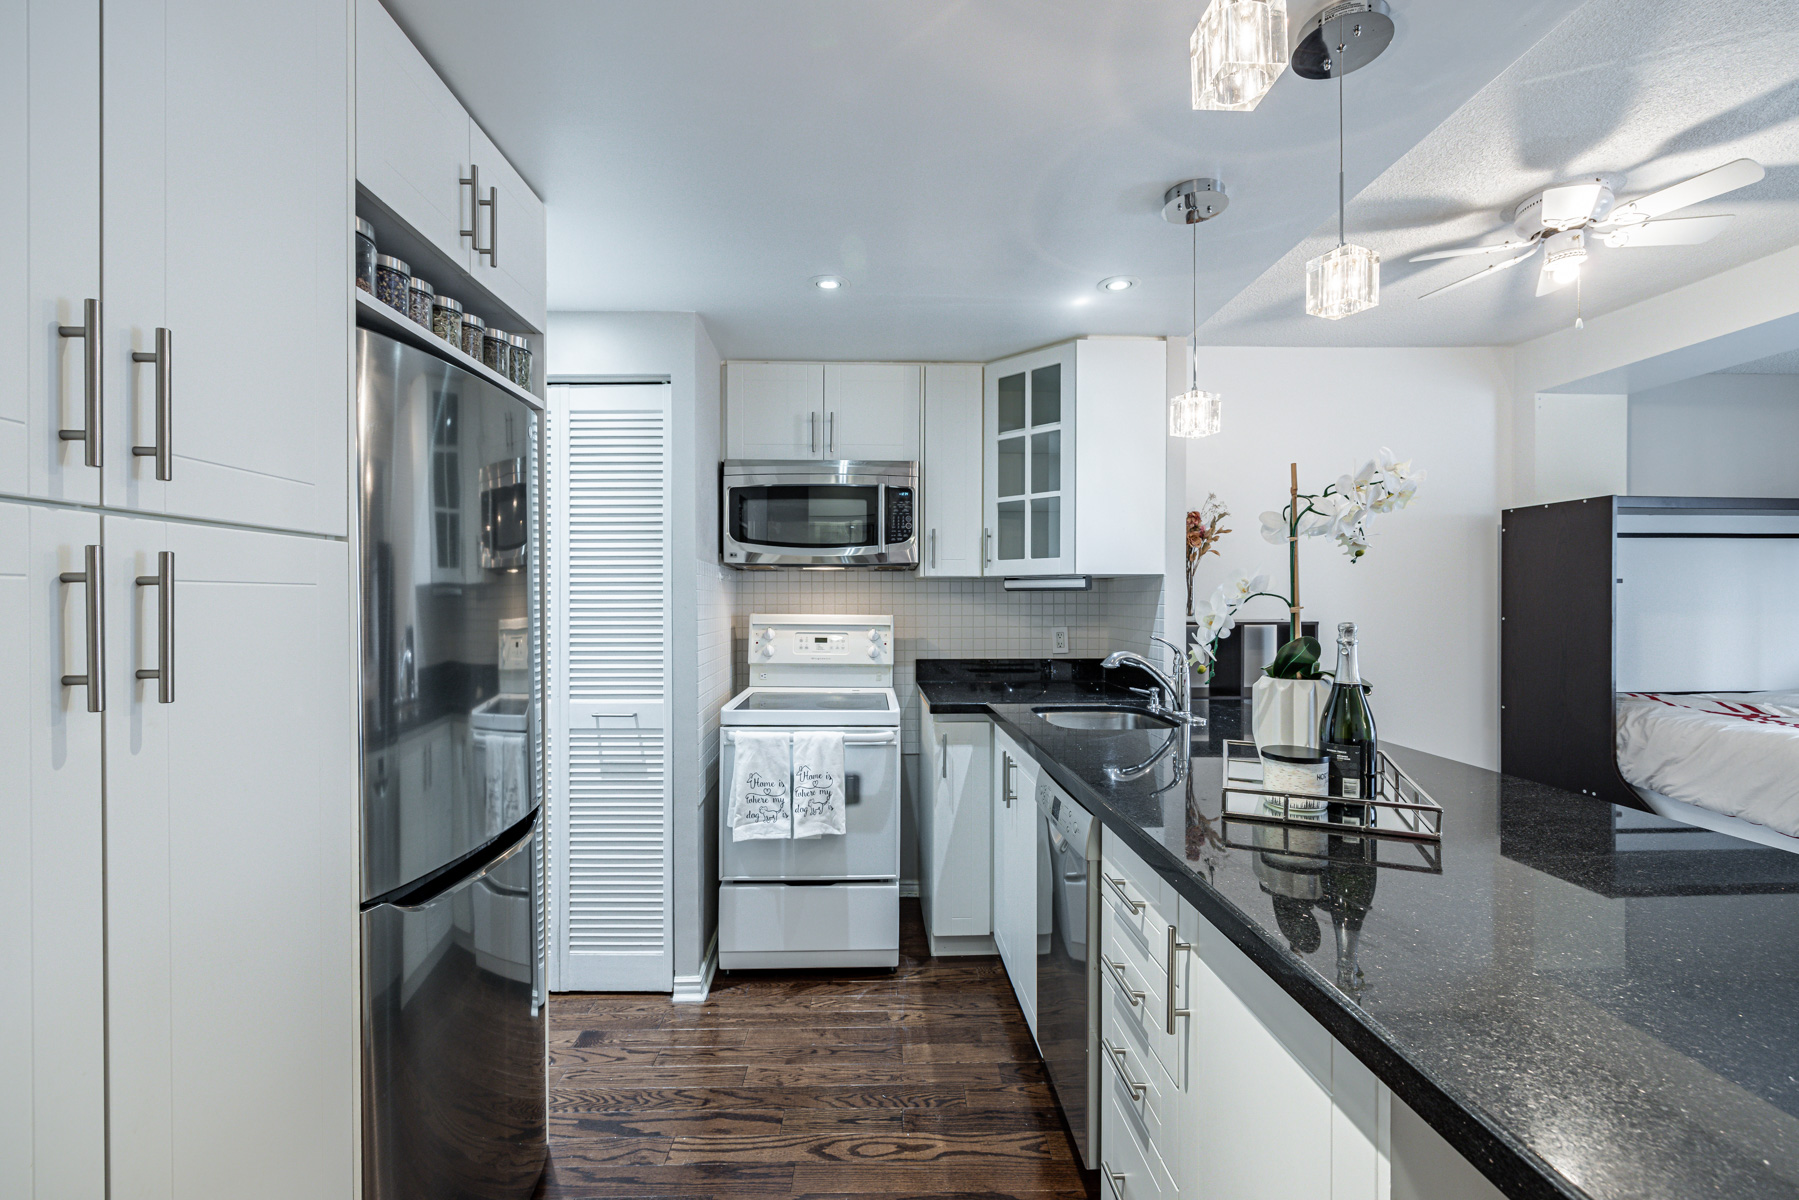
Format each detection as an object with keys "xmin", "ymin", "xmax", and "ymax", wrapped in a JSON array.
[{"xmin": 718, "ymin": 614, "xmax": 901, "ymax": 969}]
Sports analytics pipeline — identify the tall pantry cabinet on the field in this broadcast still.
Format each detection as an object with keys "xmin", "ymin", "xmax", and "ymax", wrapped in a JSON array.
[{"xmin": 3, "ymin": 4, "xmax": 360, "ymax": 1200}]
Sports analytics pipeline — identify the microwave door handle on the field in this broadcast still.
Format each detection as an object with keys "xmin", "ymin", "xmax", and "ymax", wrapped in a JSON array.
[{"xmin": 877, "ymin": 483, "xmax": 885, "ymax": 549}]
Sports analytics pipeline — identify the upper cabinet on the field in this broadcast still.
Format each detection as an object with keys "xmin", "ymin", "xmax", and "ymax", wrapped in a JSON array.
[
  {"xmin": 103, "ymin": 0, "xmax": 352, "ymax": 536},
  {"xmin": 724, "ymin": 361, "xmax": 921, "ymax": 461},
  {"xmin": 921, "ymin": 363, "xmax": 983, "ymax": 577},
  {"xmin": 2, "ymin": 0, "xmax": 101, "ymax": 508},
  {"xmin": 983, "ymin": 337, "xmax": 1165, "ymax": 578},
  {"xmin": 356, "ymin": 0, "xmax": 547, "ymax": 334}
]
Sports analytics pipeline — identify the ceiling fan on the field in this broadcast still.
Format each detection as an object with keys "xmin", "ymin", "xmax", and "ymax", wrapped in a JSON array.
[{"xmin": 1410, "ymin": 157, "xmax": 1765, "ymax": 300}]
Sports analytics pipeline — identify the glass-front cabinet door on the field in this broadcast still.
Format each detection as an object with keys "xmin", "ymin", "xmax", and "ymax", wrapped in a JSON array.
[{"xmin": 984, "ymin": 342, "xmax": 1076, "ymax": 576}]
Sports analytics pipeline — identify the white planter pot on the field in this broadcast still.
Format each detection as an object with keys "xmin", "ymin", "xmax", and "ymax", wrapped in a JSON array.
[{"xmin": 1251, "ymin": 676, "xmax": 1331, "ymax": 750}]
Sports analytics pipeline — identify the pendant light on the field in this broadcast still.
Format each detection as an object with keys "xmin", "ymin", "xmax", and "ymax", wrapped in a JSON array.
[
  {"xmin": 1190, "ymin": 0, "xmax": 1289, "ymax": 113},
  {"xmin": 1301, "ymin": 2, "xmax": 1392, "ymax": 321},
  {"xmin": 1164, "ymin": 179, "xmax": 1228, "ymax": 438}
]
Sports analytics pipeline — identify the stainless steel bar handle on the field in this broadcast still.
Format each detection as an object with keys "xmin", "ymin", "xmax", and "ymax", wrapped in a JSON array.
[
  {"xmin": 131, "ymin": 327, "xmax": 172, "ymax": 480},
  {"xmin": 1100, "ymin": 1037, "xmax": 1147, "ymax": 1098},
  {"xmin": 460, "ymin": 164, "xmax": 490, "ymax": 255},
  {"xmin": 825, "ymin": 411, "xmax": 834, "ymax": 455},
  {"xmin": 484, "ymin": 185, "xmax": 498, "ymax": 265},
  {"xmin": 1166, "ymin": 925, "xmax": 1193, "ymax": 1035},
  {"xmin": 1001, "ymin": 752, "xmax": 1013, "ymax": 806},
  {"xmin": 1103, "ymin": 872, "xmax": 1146, "ymax": 913},
  {"xmin": 984, "ymin": 528, "xmax": 992, "ymax": 566},
  {"xmin": 57, "ymin": 298, "xmax": 102, "ymax": 467},
  {"xmin": 809, "ymin": 411, "xmax": 818, "ymax": 454},
  {"xmin": 134, "ymin": 551, "xmax": 174, "ymax": 703},
  {"xmin": 940, "ymin": 733, "xmax": 948, "ymax": 780},
  {"xmin": 1101, "ymin": 956, "xmax": 1145, "ymax": 1007},
  {"xmin": 929, "ymin": 528, "xmax": 937, "ymax": 569},
  {"xmin": 1102, "ymin": 1163, "xmax": 1127, "ymax": 1199},
  {"xmin": 59, "ymin": 544, "xmax": 105, "ymax": 713}
]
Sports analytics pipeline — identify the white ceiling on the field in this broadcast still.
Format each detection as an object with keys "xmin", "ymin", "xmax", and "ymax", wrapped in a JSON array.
[
  {"xmin": 380, "ymin": 0, "xmax": 1584, "ymax": 360},
  {"xmin": 1201, "ymin": 0, "xmax": 1799, "ymax": 347}
]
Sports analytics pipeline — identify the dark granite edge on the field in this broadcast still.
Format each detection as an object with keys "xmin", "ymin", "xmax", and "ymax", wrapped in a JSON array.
[{"xmin": 935, "ymin": 690, "xmax": 1591, "ymax": 1200}]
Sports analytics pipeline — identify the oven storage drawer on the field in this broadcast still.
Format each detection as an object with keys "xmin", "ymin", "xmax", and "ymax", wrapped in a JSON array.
[{"xmin": 719, "ymin": 882, "xmax": 899, "ymax": 968}]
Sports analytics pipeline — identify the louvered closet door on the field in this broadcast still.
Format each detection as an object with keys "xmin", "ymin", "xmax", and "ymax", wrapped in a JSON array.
[{"xmin": 550, "ymin": 383, "xmax": 674, "ymax": 992}]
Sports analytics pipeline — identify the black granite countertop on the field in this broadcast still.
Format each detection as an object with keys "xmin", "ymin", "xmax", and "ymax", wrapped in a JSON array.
[{"xmin": 916, "ymin": 659, "xmax": 1799, "ymax": 1200}]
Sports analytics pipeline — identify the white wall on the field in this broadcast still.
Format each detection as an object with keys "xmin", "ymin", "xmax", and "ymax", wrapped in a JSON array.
[
  {"xmin": 546, "ymin": 310, "xmax": 722, "ymax": 986},
  {"xmin": 1534, "ymin": 393, "xmax": 1627, "ymax": 504},
  {"xmin": 1187, "ymin": 346, "xmax": 1510, "ymax": 769},
  {"xmin": 1629, "ymin": 373, "xmax": 1799, "ymax": 498}
]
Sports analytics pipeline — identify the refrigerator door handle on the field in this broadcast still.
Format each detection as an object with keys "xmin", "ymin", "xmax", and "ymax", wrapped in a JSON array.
[{"xmin": 366, "ymin": 813, "xmax": 537, "ymax": 913}]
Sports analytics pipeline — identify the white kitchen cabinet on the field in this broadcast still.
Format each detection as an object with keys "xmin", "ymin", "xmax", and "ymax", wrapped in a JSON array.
[
  {"xmin": 992, "ymin": 730, "xmax": 1040, "ymax": 1037},
  {"xmin": 822, "ymin": 363, "xmax": 921, "ymax": 460},
  {"xmin": 982, "ymin": 337, "xmax": 1166, "ymax": 578},
  {"xmin": 103, "ymin": 515, "xmax": 357, "ymax": 1200},
  {"xmin": 0, "ymin": 501, "xmax": 107, "ymax": 1200},
  {"xmin": 921, "ymin": 363, "xmax": 983, "ymax": 576},
  {"xmin": 725, "ymin": 361, "xmax": 825, "ymax": 459},
  {"xmin": 917, "ymin": 701, "xmax": 994, "ymax": 954},
  {"xmin": 1, "ymin": 0, "xmax": 102, "ymax": 506},
  {"xmin": 356, "ymin": 0, "xmax": 473, "ymax": 269},
  {"xmin": 103, "ymin": 0, "xmax": 351, "ymax": 536},
  {"xmin": 469, "ymin": 120, "xmax": 549, "ymax": 334}
]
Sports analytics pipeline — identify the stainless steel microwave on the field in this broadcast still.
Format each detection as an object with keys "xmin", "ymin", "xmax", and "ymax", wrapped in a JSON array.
[{"xmin": 721, "ymin": 460, "xmax": 918, "ymax": 568}]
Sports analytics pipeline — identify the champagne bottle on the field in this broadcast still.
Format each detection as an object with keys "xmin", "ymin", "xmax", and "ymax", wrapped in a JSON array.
[{"xmin": 1320, "ymin": 622, "xmax": 1377, "ymax": 815}]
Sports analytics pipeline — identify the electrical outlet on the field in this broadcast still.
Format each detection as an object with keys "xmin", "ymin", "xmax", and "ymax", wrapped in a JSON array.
[{"xmin": 1051, "ymin": 627, "xmax": 1069, "ymax": 655}]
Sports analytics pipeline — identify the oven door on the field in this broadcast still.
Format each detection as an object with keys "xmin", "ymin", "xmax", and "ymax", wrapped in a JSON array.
[
  {"xmin": 719, "ymin": 729, "xmax": 900, "ymax": 880},
  {"xmin": 721, "ymin": 461, "xmax": 917, "ymax": 567}
]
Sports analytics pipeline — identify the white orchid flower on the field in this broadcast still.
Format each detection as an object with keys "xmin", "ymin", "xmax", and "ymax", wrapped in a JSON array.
[
  {"xmin": 1296, "ymin": 509, "xmax": 1333, "ymax": 538},
  {"xmin": 1258, "ymin": 510, "xmax": 1286, "ymax": 544}
]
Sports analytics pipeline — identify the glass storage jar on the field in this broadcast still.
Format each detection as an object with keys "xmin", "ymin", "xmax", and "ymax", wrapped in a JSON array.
[
  {"xmin": 460, "ymin": 312, "xmax": 486, "ymax": 359},
  {"xmin": 507, "ymin": 334, "xmax": 532, "ymax": 389},
  {"xmin": 482, "ymin": 327, "xmax": 511, "ymax": 378},
  {"xmin": 430, "ymin": 295, "xmax": 463, "ymax": 347},
  {"xmin": 374, "ymin": 254, "xmax": 410, "ymax": 312},
  {"xmin": 355, "ymin": 218, "xmax": 376, "ymax": 293},
  {"xmin": 408, "ymin": 277, "xmax": 434, "ymax": 327}
]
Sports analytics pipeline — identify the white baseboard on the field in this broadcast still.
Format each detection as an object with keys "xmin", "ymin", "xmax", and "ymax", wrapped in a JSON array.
[
  {"xmin": 671, "ymin": 931, "xmax": 719, "ymax": 1004},
  {"xmin": 900, "ymin": 878, "xmax": 919, "ymax": 898}
]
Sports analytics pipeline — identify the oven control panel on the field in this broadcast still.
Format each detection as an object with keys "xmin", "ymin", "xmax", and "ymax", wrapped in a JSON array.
[{"xmin": 750, "ymin": 614, "xmax": 893, "ymax": 670}]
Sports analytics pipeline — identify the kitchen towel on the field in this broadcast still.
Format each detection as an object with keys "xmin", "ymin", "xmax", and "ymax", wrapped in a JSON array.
[
  {"xmin": 792, "ymin": 730, "xmax": 847, "ymax": 838},
  {"xmin": 728, "ymin": 731, "xmax": 793, "ymax": 841},
  {"xmin": 473, "ymin": 728, "xmax": 529, "ymax": 830}
]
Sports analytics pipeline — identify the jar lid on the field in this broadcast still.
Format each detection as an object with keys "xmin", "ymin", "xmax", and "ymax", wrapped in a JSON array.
[
  {"xmin": 463, "ymin": 313, "xmax": 486, "ymax": 330},
  {"xmin": 356, "ymin": 217, "xmax": 375, "ymax": 240},
  {"xmin": 374, "ymin": 253, "xmax": 409, "ymax": 273},
  {"xmin": 486, "ymin": 327, "xmax": 509, "ymax": 341},
  {"xmin": 433, "ymin": 295, "xmax": 463, "ymax": 313},
  {"xmin": 1260, "ymin": 744, "xmax": 1328, "ymax": 765},
  {"xmin": 409, "ymin": 277, "xmax": 435, "ymax": 296},
  {"xmin": 506, "ymin": 333, "xmax": 530, "ymax": 348}
]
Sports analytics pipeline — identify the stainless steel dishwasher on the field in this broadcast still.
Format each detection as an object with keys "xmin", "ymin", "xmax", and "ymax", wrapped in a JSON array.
[{"xmin": 1035, "ymin": 774, "xmax": 1097, "ymax": 1170}]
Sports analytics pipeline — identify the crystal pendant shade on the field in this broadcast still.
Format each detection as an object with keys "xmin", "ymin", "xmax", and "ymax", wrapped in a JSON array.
[
  {"xmin": 1306, "ymin": 242, "xmax": 1381, "ymax": 320},
  {"xmin": 1191, "ymin": 0, "xmax": 1289, "ymax": 112},
  {"xmin": 1169, "ymin": 388, "xmax": 1223, "ymax": 439}
]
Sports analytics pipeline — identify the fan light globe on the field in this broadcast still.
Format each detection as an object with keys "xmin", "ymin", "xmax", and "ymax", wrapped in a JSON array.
[
  {"xmin": 1170, "ymin": 389, "xmax": 1223, "ymax": 439},
  {"xmin": 1191, "ymin": 0, "xmax": 1288, "ymax": 112},
  {"xmin": 1306, "ymin": 243, "xmax": 1381, "ymax": 320}
]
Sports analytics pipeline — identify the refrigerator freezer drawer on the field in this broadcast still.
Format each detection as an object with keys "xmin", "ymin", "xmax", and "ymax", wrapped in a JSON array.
[
  {"xmin": 362, "ymin": 819, "xmax": 545, "ymax": 1200},
  {"xmin": 719, "ymin": 882, "xmax": 899, "ymax": 969}
]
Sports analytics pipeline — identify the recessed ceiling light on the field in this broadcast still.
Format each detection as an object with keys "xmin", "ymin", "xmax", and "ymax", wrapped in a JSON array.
[
  {"xmin": 812, "ymin": 276, "xmax": 844, "ymax": 290},
  {"xmin": 1098, "ymin": 276, "xmax": 1137, "ymax": 292}
]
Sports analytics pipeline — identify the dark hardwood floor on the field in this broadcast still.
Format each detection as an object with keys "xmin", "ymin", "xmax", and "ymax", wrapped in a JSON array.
[{"xmin": 534, "ymin": 900, "xmax": 1095, "ymax": 1199}]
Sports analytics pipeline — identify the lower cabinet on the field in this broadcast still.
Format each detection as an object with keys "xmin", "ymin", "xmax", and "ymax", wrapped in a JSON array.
[
  {"xmin": 917, "ymin": 700, "xmax": 994, "ymax": 953},
  {"xmin": 2, "ymin": 497, "xmax": 359, "ymax": 1200},
  {"xmin": 992, "ymin": 729, "xmax": 1041, "ymax": 1038}
]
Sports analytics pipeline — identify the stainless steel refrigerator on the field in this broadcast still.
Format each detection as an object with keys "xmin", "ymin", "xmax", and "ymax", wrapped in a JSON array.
[{"xmin": 356, "ymin": 328, "xmax": 546, "ymax": 1200}]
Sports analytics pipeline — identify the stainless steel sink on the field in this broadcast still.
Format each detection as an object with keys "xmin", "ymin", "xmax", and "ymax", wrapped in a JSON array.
[{"xmin": 1034, "ymin": 706, "xmax": 1178, "ymax": 731}]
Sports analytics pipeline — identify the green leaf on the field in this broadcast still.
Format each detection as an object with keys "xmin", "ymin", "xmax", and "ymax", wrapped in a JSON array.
[{"xmin": 1267, "ymin": 636, "xmax": 1327, "ymax": 680}]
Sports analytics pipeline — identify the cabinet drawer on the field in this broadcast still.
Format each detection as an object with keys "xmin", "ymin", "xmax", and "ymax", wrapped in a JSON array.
[
  {"xmin": 1103, "ymin": 931, "xmax": 1188, "ymax": 1090},
  {"xmin": 1099, "ymin": 1041, "xmax": 1175, "ymax": 1199},
  {"xmin": 1102, "ymin": 868, "xmax": 1175, "ymax": 982}
]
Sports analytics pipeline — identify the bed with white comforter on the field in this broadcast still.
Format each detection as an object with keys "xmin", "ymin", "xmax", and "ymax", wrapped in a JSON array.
[{"xmin": 1616, "ymin": 691, "xmax": 1799, "ymax": 840}]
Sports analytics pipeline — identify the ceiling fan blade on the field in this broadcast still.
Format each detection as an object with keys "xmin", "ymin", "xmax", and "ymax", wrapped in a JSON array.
[
  {"xmin": 1409, "ymin": 239, "xmax": 1533, "ymax": 263},
  {"xmin": 1535, "ymin": 257, "xmax": 1575, "ymax": 297},
  {"xmin": 1601, "ymin": 213, "xmax": 1734, "ymax": 247},
  {"xmin": 1540, "ymin": 182, "xmax": 1605, "ymax": 228},
  {"xmin": 1418, "ymin": 245, "xmax": 1539, "ymax": 299},
  {"xmin": 1610, "ymin": 158, "xmax": 1764, "ymax": 223}
]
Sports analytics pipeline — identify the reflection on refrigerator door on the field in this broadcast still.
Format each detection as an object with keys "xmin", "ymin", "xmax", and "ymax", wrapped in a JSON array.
[{"xmin": 362, "ymin": 818, "xmax": 545, "ymax": 1200}]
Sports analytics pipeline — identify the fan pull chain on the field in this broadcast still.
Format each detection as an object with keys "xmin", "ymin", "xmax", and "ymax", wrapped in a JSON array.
[{"xmin": 1575, "ymin": 273, "xmax": 1585, "ymax": 331}]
